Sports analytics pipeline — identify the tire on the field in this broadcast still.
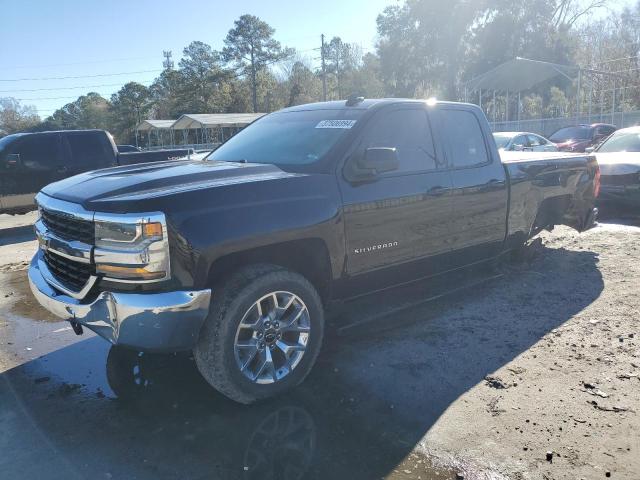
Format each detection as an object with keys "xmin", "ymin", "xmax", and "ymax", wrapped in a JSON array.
[
  {"xmin": 194, "ymin": 264, "xmax": 325, "ymax": 404},
  {"xmin": 106, "ymin": 346, "xmax": 148, "ymax": 400}
]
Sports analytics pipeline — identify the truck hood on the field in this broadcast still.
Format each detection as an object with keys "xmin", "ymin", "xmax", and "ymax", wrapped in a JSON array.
[
  {"xmin": 41, "ymin": 160, "xmax": 302, "ymax": 209},
  {"xmin": 595, "ymin": 152, "xmax": 640, "ymax": 175}
]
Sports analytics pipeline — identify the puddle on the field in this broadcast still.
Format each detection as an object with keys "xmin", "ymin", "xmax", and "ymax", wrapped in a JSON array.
[
  {"xmin": 0, "ymin": 270, "xmax": 59, "ymax": 323},
  {"xmin": 0, "ymin": 269, "xmax": 467, "ymax": 479},
  {"xmin": 0, "ymin": 338, "xmax": 463, "ymax": 480}
]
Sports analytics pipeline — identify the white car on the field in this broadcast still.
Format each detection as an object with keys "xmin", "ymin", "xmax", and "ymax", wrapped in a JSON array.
[
  {"xmin": 591, "ymin": 126, "xmax": 640, "ymax": 207},
  {"xmin": 493, "ymin": 132, "xmax": 558, "ymax": 152}
]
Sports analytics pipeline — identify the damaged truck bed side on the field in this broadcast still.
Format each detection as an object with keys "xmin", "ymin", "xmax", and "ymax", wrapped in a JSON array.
[{"xmin": 28, "ymin": 99, "xmax": 599, "ymax": 403}]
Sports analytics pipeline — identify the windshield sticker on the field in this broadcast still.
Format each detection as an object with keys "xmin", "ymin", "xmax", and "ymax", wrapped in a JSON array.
[{"xmin": 315, "ymin": 120, "xmax": 357, "ymax": 129}]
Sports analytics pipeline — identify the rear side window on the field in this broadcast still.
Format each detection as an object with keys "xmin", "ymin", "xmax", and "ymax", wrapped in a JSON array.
[
  {"xmin": 512, "ymin": 135, "xmax": 529, "ymax": 148},
  {"xmin": 15, "ymin": 134, "xmax": 59, "ymax": 165},
  {"xmin": 596, "ymin": 126, "xmax": 615, "ymax": 137},
  {"xmin": 440, "ymin": 110, "xmax": 489, "ymax": 168},
  {"xmin": 364, "ymin": 108, "xmax": 438, "ymax": 174},
  {"xmin": 527, "ymin": 135, "xmax": 543, "ymax": 146},
  {"xmin": 66, "ymin": 132, "xmax": 113, "ymax": 168}
]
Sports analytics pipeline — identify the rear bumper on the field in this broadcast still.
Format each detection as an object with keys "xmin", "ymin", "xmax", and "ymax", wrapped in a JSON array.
[
  {"xmin": 598, "ymin": 184, "xmax": 640, "ymax": 206},
  {"xmin": 28, "ymin": 254, "xmax": 211, "ymax": 352}
]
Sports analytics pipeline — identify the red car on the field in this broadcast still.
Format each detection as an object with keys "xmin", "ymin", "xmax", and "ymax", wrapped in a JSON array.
[{"xmin": 549, "ymin": 123, "xmax": 616, "ymax": 152}]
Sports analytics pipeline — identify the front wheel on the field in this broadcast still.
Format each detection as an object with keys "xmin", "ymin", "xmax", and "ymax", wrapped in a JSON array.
[{"xmin": 194, "ymin": 265, "xmax": 325, "ymax": 404}]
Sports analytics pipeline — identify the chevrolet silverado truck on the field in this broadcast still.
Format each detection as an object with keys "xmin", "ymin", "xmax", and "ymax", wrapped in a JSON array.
[
  {"xmin": 28, "ymin": 98, "xmax": 599, "ymax": 404},
  {"xmin": 0, "ymin": 129, "xmax": 192, "ymax": 214}
]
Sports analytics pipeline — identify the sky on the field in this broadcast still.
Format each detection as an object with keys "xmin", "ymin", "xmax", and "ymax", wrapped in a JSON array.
[{"xmin": 0, "ymin": 0, "xmax": 396, "ymax": 118}]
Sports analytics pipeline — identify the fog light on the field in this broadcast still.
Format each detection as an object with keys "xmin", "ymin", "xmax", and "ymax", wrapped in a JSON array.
[{"xmin": 96, "ymin": 264, "xmax": 166, "ymax": 280}]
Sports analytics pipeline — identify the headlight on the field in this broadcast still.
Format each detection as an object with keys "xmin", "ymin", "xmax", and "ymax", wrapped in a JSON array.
[{"xmin": 93, "ymin": 213, "xmax": 170, "ymax": 283}]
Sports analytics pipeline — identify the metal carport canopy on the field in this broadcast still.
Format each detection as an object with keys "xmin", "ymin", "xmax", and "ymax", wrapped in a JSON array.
[
  {"xmin": 171, "ymin": 113, "xmax": 265, "ymax": 130},
  {"xmin": 136, "ymin": 119, "xmax": 175, "ymax": 131},
  {"xmin": 465, "ymin": 57, "xmax": 579, "ymax": 92}
]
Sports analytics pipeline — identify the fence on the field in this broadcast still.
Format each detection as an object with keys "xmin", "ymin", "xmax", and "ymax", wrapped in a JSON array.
[
  {"xmin": 144, "ymin": 142, "xmax": 221, "ymax": 152},
  {"xmin": 490, "ymin": 110, "xmax": 640, "ymax": 137}
]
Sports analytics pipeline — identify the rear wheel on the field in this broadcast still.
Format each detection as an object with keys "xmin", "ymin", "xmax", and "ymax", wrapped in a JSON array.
[{"xmin": 194, "ymin": 265, "xmax": 324, "ymax": 404}]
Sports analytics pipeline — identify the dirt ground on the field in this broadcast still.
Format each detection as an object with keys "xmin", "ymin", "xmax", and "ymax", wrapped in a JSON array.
[{"xmin": 0, "ymin": 211, "xmax": 638, "ymax": 480}]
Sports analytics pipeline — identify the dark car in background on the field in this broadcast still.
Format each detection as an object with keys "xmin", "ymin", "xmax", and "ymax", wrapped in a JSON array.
[
  {"xmin": 550, "ymin": 123, "xmax": 616, "ymax": 152},
  {"xmin": 591, "ymin": 126, "xmax": 640, "ymax": 207},
  {"xmin": 0, "ymin": 130, "xmax": 193, "ymax": 214}
]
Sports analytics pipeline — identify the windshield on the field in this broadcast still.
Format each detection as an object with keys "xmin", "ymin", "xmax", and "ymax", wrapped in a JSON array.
[
  {"xmin": 492, "ymin": 133, "xmax": 512, "ymax": 149},
  {"xmin": 0, "ymin": 134, "xmax": 20, "ymax": 157},
  {"xmin": 207, "ymin": 109, "xmax": 363, "ymax": 167},
  {"xmin": 549, "ymin": 126, "xmax": 592, "ymax": 142},
  {"xmin": 597, "ymin": 130, "xmax": 640, "ymax": 152}
]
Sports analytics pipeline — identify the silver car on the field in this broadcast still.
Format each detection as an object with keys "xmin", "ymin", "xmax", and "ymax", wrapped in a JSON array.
[{"xmin": 493, "ymin": 132, "xmax": 558, "ymax": 152}]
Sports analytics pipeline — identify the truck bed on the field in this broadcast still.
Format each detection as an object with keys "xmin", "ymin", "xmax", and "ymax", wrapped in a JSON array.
[{"xmin": 500, "ymin": 151, "xmax": 598, "ymax": 243}]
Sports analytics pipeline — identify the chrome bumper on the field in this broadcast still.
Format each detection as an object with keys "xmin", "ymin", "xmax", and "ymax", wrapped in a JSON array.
[{"xmin": 28, "ymin": 253, "xmax": 211, "ymax": 352}]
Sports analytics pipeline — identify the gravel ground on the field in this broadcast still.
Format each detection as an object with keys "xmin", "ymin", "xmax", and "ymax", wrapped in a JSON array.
[{"xmin": 0, "ymin": 212, "xmax": 638, "ymax": 479}]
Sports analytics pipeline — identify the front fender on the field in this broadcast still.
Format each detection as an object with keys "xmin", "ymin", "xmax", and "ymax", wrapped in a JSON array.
[{"xmin": 165, "ymin": 174, "xmax": 345, "ymax": 289}]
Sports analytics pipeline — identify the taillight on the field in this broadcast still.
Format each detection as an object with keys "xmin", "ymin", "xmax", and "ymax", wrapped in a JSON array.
[{"xmin": 594, "ymin": 166, "xmax": 601, "ymax": 198}]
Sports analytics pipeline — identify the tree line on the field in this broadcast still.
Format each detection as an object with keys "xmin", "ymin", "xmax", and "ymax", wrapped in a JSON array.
[{"xmin": 2, "ymin": 2, "xmax": 639, "ymax": 143}]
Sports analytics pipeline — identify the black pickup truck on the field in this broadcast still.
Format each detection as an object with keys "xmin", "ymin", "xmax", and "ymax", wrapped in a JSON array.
[
  {"xmin": 28, "ymin": 99, "xmax": 599, "ymax": 404},
  {"xmin": 0, "ymin": 129, "xmax": 192, "ymax": 214}
]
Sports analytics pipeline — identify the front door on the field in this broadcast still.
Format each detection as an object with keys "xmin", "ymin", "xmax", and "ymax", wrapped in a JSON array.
[
  {"xmin": 339, "ymin": 106, "xmax": 454, "ymax": 292},
  {"xmin": 6, "ymin": 133, "xmax": 64, "ymax": 206}
]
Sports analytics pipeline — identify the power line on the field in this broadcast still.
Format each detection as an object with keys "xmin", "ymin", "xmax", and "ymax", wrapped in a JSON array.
[
  {"xmin": 0, "ymin": 55, "xmax": 155, "ymax": 71},
  {"xmin": 0, "ymin": 79, "xmax": 155, "ymax": 93},
  {"xmin": 17, "ymin": 94, "xmax": 114, "ymax": 101},
  {"xmin": 0, "ymin": 69, "xmax": 162, "ymax": 82}
]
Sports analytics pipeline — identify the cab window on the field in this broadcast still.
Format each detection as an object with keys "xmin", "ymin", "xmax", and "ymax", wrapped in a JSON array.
[
  {"xmin": 66, "ymin": 132, "xmax": 113, "ymax": 169},
  {"xmin": 363, "ymin": 108, "xmax": 439, "ymax": 174},
  {"xmin": 440, "ymin": 109, "xmax": 490, "ymax": 168},
  {"xmin": 15, "ymin": 134, "xmax": 59, "ymax": 166}
]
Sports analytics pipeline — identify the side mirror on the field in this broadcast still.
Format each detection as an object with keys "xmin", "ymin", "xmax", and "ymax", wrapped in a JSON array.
[
  {"xmin": 512, "ymin": 144, "xmax": 524, "ymax": 151},
  {"xmin": 585, "ymin": 146, "xmax": 595, "ymax": 154},
  {"xmin": 344, "ymin": 147, "xmax": 399, "ymax": 182},
  {"xmin": 358, "ymin": 147, "xmax": 399, "ymax": 174}
]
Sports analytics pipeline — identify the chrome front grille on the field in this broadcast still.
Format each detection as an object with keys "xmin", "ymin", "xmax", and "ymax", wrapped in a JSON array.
[
  {"xmin": 43, "ymin": 250, "xmax": 95, "ymax": 292},
  {"xmin": 41, "ymin": 208, "xmax": 95, "ymax": 244}
]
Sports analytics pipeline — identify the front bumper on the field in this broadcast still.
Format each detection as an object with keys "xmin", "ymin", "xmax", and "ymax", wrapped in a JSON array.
[{"xmin": 28, "ymin": 253, "xmax": 211, "ymax": 352}]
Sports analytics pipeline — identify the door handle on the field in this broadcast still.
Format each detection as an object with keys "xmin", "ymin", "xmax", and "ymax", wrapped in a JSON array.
[
  {"xmin": 56, "ymin": 165, "xmax": 68, "ymax": 173},
  {"xmin": 480, "ymin": 178, "xmax": 504, "ymax": 191}
]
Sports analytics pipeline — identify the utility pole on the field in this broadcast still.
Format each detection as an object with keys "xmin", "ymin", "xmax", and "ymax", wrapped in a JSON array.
[
  {"xmin": 162, "ymin": 51, "xmax": 174, "ymax": 70},
  {"xmin": 321, "ymin": 34, "xmax": 327, "ymax": 102}
]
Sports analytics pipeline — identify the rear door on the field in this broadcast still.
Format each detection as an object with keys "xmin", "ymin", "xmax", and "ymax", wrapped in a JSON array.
[
  {"xmin": 436, "ymin": 106, "xmax": 509, "ymax": 267},
  {"xmin": 64, "ymin": 131, "xmax": 117, "ymax": 175},
  {"xmin": 340, "ymin": 105, "xmax": 454, "ymax": 285}
]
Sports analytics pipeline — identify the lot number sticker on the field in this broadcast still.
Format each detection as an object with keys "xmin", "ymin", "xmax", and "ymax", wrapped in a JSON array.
[{"xmin": 315, "ymin": 120, "xmax": 357, "ymax": 129}]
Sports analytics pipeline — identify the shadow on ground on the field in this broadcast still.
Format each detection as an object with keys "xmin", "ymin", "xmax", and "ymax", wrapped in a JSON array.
[{"xmin": 0, "ymin": 242, "xmax": 604, "ymax": 480}]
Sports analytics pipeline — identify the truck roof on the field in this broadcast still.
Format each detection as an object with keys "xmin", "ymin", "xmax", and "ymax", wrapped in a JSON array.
[
  {"xmin": 279, "ymin": 98, "xmax": 476, "ymax": 113},
  {"xmin": 0, "ymin": 129, "xmax": 108, "ymax": 141}
]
